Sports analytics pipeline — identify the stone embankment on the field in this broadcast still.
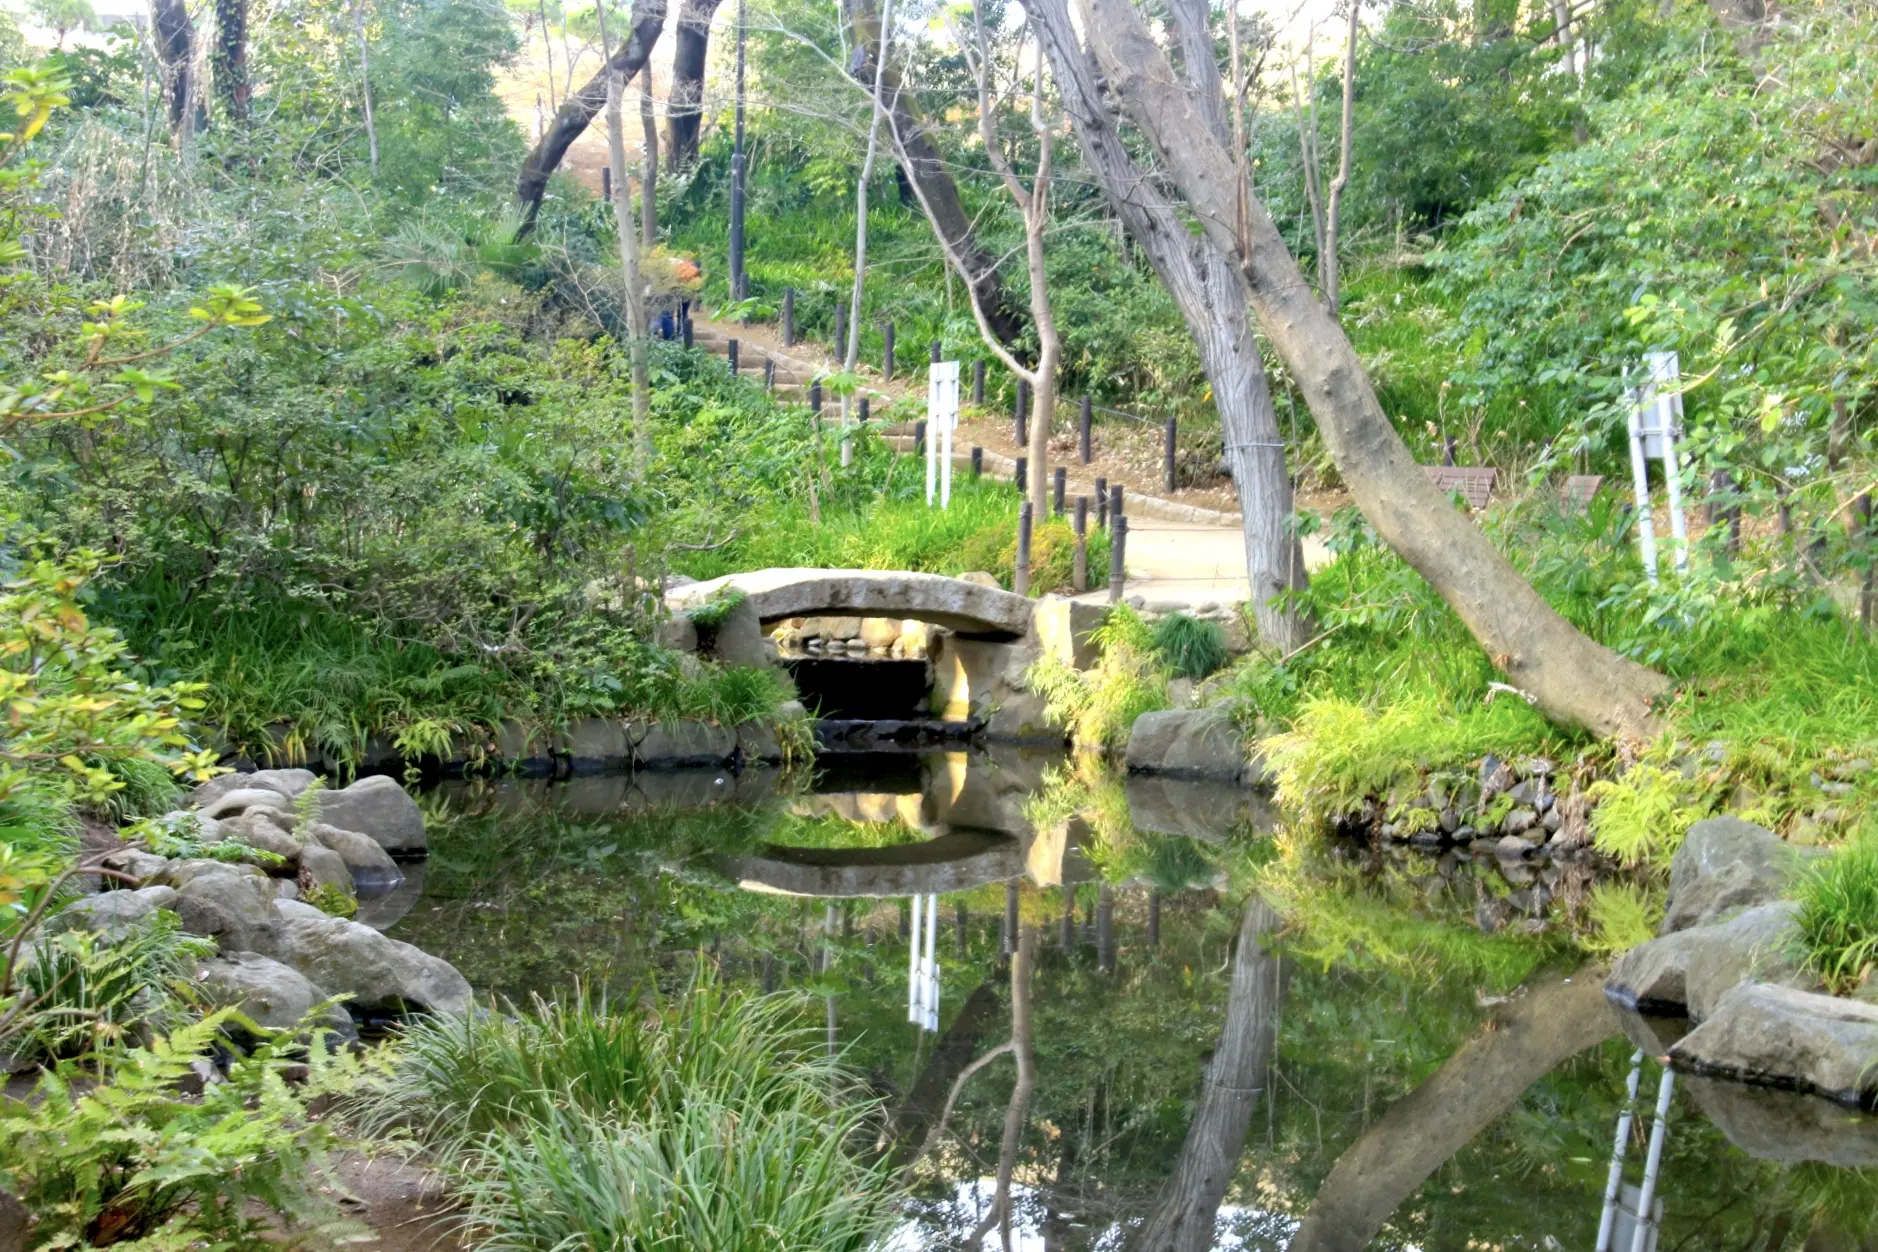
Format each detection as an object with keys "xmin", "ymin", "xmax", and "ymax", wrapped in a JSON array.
[
  {"xmin": 50, "ymin": 770, "xmax": 471, "ymax": 1038},
  {"xmin": 1606, "ymin": 816, "xmax": 1878, "ymax": 1110}
]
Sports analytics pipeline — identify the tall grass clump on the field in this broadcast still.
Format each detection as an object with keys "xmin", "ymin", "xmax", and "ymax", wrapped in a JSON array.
[
  {"xmin": 1791, "ymin": 837, "xmax": 1878, "ymax": 993},
  {"xmin": 355, "ymin": 977, "xmax": 904, "ymax": 1250},
  {"xmin": 1151, "ymin": 613, "xmax": 1229, "ymax": 680}
]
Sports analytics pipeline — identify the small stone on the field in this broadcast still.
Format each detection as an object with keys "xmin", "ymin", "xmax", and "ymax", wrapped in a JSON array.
[
  {"xmin": 1495, "ymin": 834, "xmax": 1535, "ymax": 860},
  {"xmin": 1542, "ymin": 808, "xmax": 1564, "ymax": 833},
  {"xmin": 1438, "ymin": 807, "xmax": 1459, "ymax": 834},
  {"xmin": 1507, "ymin": 779, "xmax": 1537, "ymax": 806},
  {"xmin": 1378, "ymin": 822, "xmax": 1400, "ymax": 840},
  {"xmin": 1502, "ymin": 808, "xmax": 1540, "ymax": 837},
  {"xmin": 958, "ymin": 571, "xmax": 1002, "ymax": 589}
]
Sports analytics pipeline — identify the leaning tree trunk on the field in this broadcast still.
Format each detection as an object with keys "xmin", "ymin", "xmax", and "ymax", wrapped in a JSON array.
[
  {"xmin": 1030, "ymin": 0, "xmax": 1309, "ymax": 651},
  {"xmin": 1131, "ymin": 897, "xmax": 1282, "ymax": 1252},
  {"xmin": 665, "ymin": 0, "xmax": 724, "ymax": 170},
  {"xmin": 846, "ymin": 0, "xmax": 1026, "ymax": 348},
  {"xmin": 1077, "ymin": 0, "xmax": 1668, "ymax": 740},
  {"xmin": 1290, "ymin": 967, "xmax": 1614, "ymax": 1250},
  {"xmin": 153, "ymin": 0, "xmax": 195, "ymax": 133},
  {"xmin": 515, "ymin": 0, "xmax": 669, "ymax": 237},
  {"xmin": 211, "ymin": 0, "xmax": 248, "ymax": 123}
]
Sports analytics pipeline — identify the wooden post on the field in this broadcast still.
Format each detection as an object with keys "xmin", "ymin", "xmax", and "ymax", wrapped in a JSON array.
[
  {"xmin": 1014, "ymin": 456, "xmax": 1027, "ymax": 491},
  {"xmin": 971, "ymin": 446, "xmax": 983, "ymax": 478},
  {"xmin": 1110, "ymin": 482, "xmax": 1125, "ymax": 521},
  {"xmin": 1109, "ymin": 515, "xmax": 1127, "ymax": 604},
  {"xmin": 883, "ymin": 321, "xmax": 895, "ymax": 380},
  {"xmin": 1443, "ymin": 436, "xmax": 1458, "ymax": 467},
  {"xmin": 973, "ymin": 360, "xmax": 986, "ymax": 406},
  {"xmin": 914, "ymin": 419, "xmax": 926, "ymax": 456},
  {"xmin": 1095, "ymin": 476, "xmax": 1108, "ymax": 528},
  {"xmin": 809, "ymin": 379, "xmax": 822, "ymax": 415},
  {"xmin": 681, "ymin": 310, "xmax": 693, "ymax": 350},
  {"xmin": 764, "ymin": 358, "xmax": 775, "ymax": 390},
  {"xmin": 727, "ymin": 338, "xmax": 739, "ymax": 374},
  {"xmin": 1164, "ymin": 417, "xmax": 1177, "ymax": 494},
  {"xmin": 858, "ymin": 396, "xmax": 870, "ymax": 425},
  {"xmin": 1015, "ymin": 502, "xmax": 1033, "ymax": 596},
  {"xmin": 930, "ymin": 340, "xmax": 942, "ymax": 365},
  {"xmin": 1014, "ymin": 379, "xmax": 1028, "ymax": 446},
  {"xmin": 1053, "ymin": 466, "xmax": 1066, "ymax": 516},
  {"xmin": 782, "ymin": 288, "xmax": 795, "ymax": 347},
  {"xmin": 1080, "ymin": 394, "xmax": 1093, "ymax": 464},
  {"xmin": 1073, "ymin": 496, "xmax": 1088, "ymax": 592},
  {"xmin": 602, "ymin": 165, "xmax": 612, "ymax": 199},
  {"xmin": 833, "ymin": 301, "xmax": 845, "ymax": 353}
]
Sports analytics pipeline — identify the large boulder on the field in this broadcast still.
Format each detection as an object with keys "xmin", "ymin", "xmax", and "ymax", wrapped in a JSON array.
[
  {"xmin": 194, "ymin": 951, "xmax": 351, "ymax": 1036},
  {"xmin": 313, "ymin": 776, "xmax": 426, "ymax": 856},
  {"xmin": 47, "ymin": 886, "xmax": 180, "ymax": 937},
  {"xmin": 158, "ymin": 862, "xmax": 282, "ymax": 953},
  {"xmin": 1682, "ymin": 1074, "xmax": 1878, "ymax": 1167},
  {"xmin": 1684, "ymin": 901, "xmax": 1817, "ymax": 1021},
  {"xmin": 99, "ymin": 848, "xmax": 170, "ymax": 885},
  {"xmin": 928, "ymin": 631, "xmax": 1056, "ymax": 743},
  {"xmin": 632, "ymin": 720, "xmax": 739, "ymax": 769},
  {"xmin": 214, "ymin": 810, "xmax": 304, "ymax": 867},
  {"xmin": 297, "ymin": 843, "xmax": 354, "ymax": 893},
  {"xmin": 191, "ymin": 768, "xmax": 315, "ymax": 809},
  {"xmin": 1607, "ymin": 901, "xmax": 1816, "ymax": 1019},
  {"xmin": 1671, "ymin": 983, "xmax": 1878, "ymax": 1108},
  {"xmin": 302, "ymin": 822, "xmax": 405, "ymax": 891},
  {"xmin": 267, "ymin": 915, "xmax": 471, "ymax": 1016},
  {"xmin": 1663, "ymin": 816, "xmax": 1800, "ymax": 934},
  {"xmin": 1123, "ymin": 708, "xmax": 1253, "ymax": 783}
]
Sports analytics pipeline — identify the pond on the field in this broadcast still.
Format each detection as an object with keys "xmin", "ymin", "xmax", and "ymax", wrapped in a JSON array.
[{"xmin": 378, "ymin": 748, "xmax": 1878, "ymax": 1251}]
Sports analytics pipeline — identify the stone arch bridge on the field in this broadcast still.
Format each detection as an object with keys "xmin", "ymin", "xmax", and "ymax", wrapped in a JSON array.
[{"xmin": 665, "ymin": 568, "xmax": 1034, "ymax": 639}]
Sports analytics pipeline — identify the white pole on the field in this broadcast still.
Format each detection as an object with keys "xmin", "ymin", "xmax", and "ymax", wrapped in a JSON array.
[
  {"xmin": 1650, "ymin": 351, "xmax": 1688, "ymax": 574},
  {"xmin": 924, "ymin": 892, "xmax": 939, "ymax": 1030},
  {"xmin": 925, "ymin": 418, "xmax": 937, "ymax": 506},
  {"xmin": 908, "ymin": 894, "xmax": 923, "ymax": 1025},
  {"xmin": 1629, "ymin": 1066, "xmax": 1676, "ymax": 1252},
  {"xmin": 1627, "ymin": 388, "xmax": 1659, "ymax": 584},
  {"xmin": 1595, "ymin": 1050, "xmax": 1645, "ymax": 1252},
  {"xmin": 940, "ymin": 423, "xmax": 953, "ymax": 509}
]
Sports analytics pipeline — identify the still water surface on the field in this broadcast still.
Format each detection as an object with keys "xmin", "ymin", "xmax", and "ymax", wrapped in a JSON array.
[{"xmin": 376, "ymin": 748, "xmax": 1877, "ymax": 1251}]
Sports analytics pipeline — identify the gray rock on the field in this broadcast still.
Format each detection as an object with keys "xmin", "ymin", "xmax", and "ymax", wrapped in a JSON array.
[
  {"xmin": 556, "ymin": 719, "xmax": 631, "ymax": 769},
  {"xmin": 160, "ymin": 863, "xmax": 282, "ymax": 953},
  {"xmin": 706, "ymin": 596, "xmax": 772, "ymax": 668},
  {"xmin": 275, "ymin": 879, "xmax": 300, "ymax": 900},
  {"xmin": 1032, "ymin": 596, "xmax": 1107, "ymax": 670},
  {"xmin": 658, "ymin": 613, "xmax": 699, "ymax": 652},
  {"xmin": 1682, "ymin": 1073, "xmax": 1878, "ymax": 1166},
  {"xmin": 1502, "ymin": 808, "xmax": 1538, "ymax": 836},
  {"xmin": 297, "ymin": 843, "xmax": 354, "ymax": 893},
  {"xmin": 274, "ymin": 899, "xmax": 332, "ymax": 922},
  {"xmin": 47, "ymin": 886, "xmax": 180, "ymax": 937},
  {"xmin": 199, "ymin": 787, "xmax": 296, "ymax": 823},
  {"xmin": 353, "ymin": 860, "xmax": 426, "ymax": 932},
  {"xmin": 1123, "ymin": 708, "xmax": 1252, "ymax": 783},
  {"xmin": 1685, "ymin": 901, "xmax": 1817, "ymax": 1021},
  {"xmin": 668, "ymin": 568, "xmax": 1033, "ymax": 637},
  {"xmin": 98, "ymin": 848, "xmax": 170, "ymax": 885},
  {"xmin": 1124, "ymin": 775, "xmax": 1270, "ymax": 842},
  {"xmin": 1606, "ymin": 926, "xmax": 1711, "ymax": 1016},
  {"xmin": 633, "ymin": 720, "xmax": 738, "ymax": 769},
  {"xmin": 1495, "ymin": 834, "xmax": 1537, "ymax": 860},
  {"xmin": 314, "ymin": 776, "xmax": 426, "ymax": 855},
  {"xmin": 1664, "ymin": 815, "xmax": 1799, "ymax": 934},
  {"xmin": 1671, "ymin": 983, "xmax": 1878, "ymax": 1108},
  {"xmin": 191, "ymin": 769, "xmax": 317, "ymax": 808},
  {"xmin": 215, "ymin": 811, "xmax": 303, "ymax": 867},
  {"xmin": 269, "ymin": 915, "xmax": 472, "ymax": 1015},
  {"xmin": 303, "ymin": 822, "xmax": 404, "ymax": 891},
  {"xmin": 194, "ymin": 951, "xmax": 349, "ymax": 1034}
]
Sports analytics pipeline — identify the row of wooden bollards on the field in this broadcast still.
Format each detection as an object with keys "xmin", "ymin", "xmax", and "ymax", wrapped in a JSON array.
[{"xmin": 1012, "ymin": 479, "xmax": 1127, "ymax": 602}]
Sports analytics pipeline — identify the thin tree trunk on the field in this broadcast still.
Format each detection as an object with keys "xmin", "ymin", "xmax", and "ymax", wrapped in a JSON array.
[
  {"xmin": 515, "ymin": 0, "xmax": 669, "ymax": 236},
  {"xmin": 639, "ymin": 64, "xmax": 658, "ymax": 247},
  {"xmin": 537, "ymin": 0, "xmax": 557, "ymax": 111},
  {"xmin": 843, "ymin": 0, "xmax": 896, "ymax": 466},
  {"xmin": 666, "ymin": 0, "xmax": 725, "ymax": 170},
  {"xmin": 1289, "ymin": 967, "xmax": 1614, "ymax": 1250},
  {"xmin": 1322, "ymin": 1, "xmax": 1358, "ymax": 315},
  {"xmin": 600, "ymin": 5, "xmax": 654, "ymax": 474},
  {"xmin": 847, "ymin": 0, "xmax": 1026, "ymax": 348},
  {"xmin": 1078, "ymin": 0, "xmax": 1669, "ymax": 739},
  {"xmin": 1290, "ymin": 57, "xmax": 1326, "ymax": 293},
  {"xmin": 352, "ymin": 0, "xmax": 378, "ymax": 174},
  {"xmin": 970, "ymin": 927, "xmax": 1035, "ymax": 1252},
  {"xmin": 1131, "ymin": 897, "xmax": 1282, "ymax": 1252},
  {"xmin": 1029, "ymin": 0, "xmax": 1310, "ymax": 649},
  {"xmin": 212, "ymin": 0, "xmax": 248, "ymax": 123}
]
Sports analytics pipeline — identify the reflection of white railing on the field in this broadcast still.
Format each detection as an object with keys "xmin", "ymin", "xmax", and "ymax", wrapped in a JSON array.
[
  {"xmin": 1596, "ymin": 1049, "xmax": 1673, "ymax": 1252},
  {"xmin": 907, "ymin": 892, "xmax": 939, "ymax": 1031}
]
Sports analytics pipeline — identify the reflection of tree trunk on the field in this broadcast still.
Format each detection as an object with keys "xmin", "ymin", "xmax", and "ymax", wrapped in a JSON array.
[
  {"xmin": 973, "ymin": 927, "xmax": 1036, "ymax": 1251},
  {"xmin": 1289, "ymin": 967, "xmax": 1615, "ymax": 1252},
  {"xmin": 888, "ymin": 977, "xmax": 1004, "ymax": 1166},
  {"xmin": 1131, "ymin": 897, "xmax": 1281, "ymax": 1252},
  {"xmin": 665, "ymin": 0, "xmax": 724, "ymax": 169}
]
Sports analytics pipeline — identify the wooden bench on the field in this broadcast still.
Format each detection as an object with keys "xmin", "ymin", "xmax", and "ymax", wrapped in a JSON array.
[{"xmin": 1423, "ymin": 465, "xmax": 1497, "ymax": 510}]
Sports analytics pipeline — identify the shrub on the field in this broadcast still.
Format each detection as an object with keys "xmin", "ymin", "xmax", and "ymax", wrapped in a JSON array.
[
  {"xmin": 1791, "ymin": 837, "xmax": 1878, "ymax": 994},
  {"xmin": 1581, "ymin": 882, "xmax": 1665, "ymax": 956},
  {"xmin": 1152, "ymin": 613, "xmax": 1229, "ymax": 680},
  {"xmin": 1586, "ymin": 762, "xmax": 1709, "ymax": 870},
  {"xmin": 1025, "ymin": 607, "xmax": 1168, "ymax": 750}
]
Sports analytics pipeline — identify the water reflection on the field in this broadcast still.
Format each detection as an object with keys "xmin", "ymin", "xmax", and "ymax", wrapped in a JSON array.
[{"xmin": 391, "ymin": 747, "xmax": 1878, "ymax": 1249}]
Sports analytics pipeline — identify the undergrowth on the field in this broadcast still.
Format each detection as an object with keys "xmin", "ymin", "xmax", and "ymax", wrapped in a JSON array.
[
  {"xmin": 1026, "ymin": 607, "xmax": 1168, "ymax": 750},
  {"xmin": 1790, "ymin": 837, "xmax": 1878, "ymax": 993}
]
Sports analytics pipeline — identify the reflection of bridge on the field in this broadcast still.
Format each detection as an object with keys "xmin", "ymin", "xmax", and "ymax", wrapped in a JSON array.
[
  {"xmin": 667, "ymin": 568, "xmax": 1033, "ymax": 638},
  {"xmin": 723, "ymin": 829, "xmax": 1025, "ymax": 898}
]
